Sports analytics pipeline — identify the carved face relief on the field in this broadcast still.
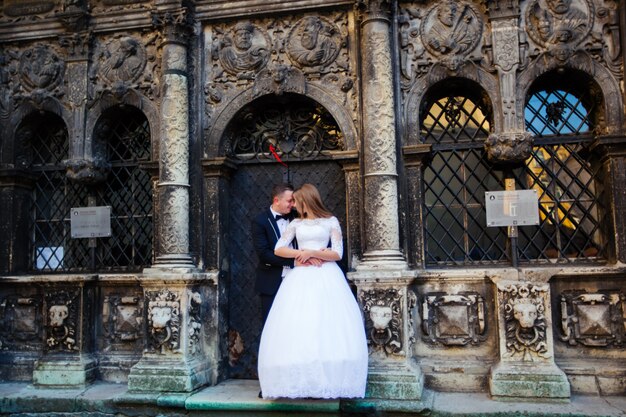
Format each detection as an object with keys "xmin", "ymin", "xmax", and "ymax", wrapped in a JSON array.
[
  {"xmin": 19, "ymin": 47, "xmax": 63, "ymax": 91},
  {"xmin": 370, "ymin": 305, "xmax": 393, "ymax": 330},
  {"xmin": 420, "ymin": 1, "xmax": 482, "ymax": 57},
  {"xmin": 217, "ymin": 22, "xmax": 269, "ymax": 77},
  {"xmin": 48, "ymin": 305, "xmax": 69, "ymax": 327},
  {"xmin": 513, "ymin": 302, "xmax": 538, "ymax": 328},
  {"xmin": 97, "ymin": 36, "xmax": 147, "ymax": 84},
  {"xmin": 525, "ymin": 0, "xmax": 592, "ymax": 48},
  {"xmin": 150, "ymin": 306, "xmax": 172, "ymax": 330},
  {"xmin": 287, "ymin": 17, "xmax": 341, "ymax": 68}
]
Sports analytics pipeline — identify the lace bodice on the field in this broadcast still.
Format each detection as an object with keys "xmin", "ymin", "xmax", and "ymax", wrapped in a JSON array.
[{"xmin": 275, "ymin": 216, "xmax": 343, "ymax": 258}]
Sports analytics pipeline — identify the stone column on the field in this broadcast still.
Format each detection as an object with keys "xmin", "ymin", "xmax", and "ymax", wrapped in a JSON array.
[
  {"xmin": 357, "ymin": 0, "xmax": 405, "ymax": 268},
  {"xmin": 349, "ymin": 0, "xmax": 424, "ymax": 404},
  {"xmin": 484, "ymin": 3, "xmax": 532, "ymax": 164},
  {"xmin": 150, "ymin": 8, "xmax": 195, "ymax": 271},
  {"xmin": 489, "ymin": 275, "xmax": 570, "ymax": 400},
  {"xmin": 402, "ymin": 145, "xmax": 430, "ymax": 268}
]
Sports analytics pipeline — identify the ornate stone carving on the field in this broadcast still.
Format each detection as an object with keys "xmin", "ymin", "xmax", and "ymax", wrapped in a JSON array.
[
  {"xmin": 501, "ymin": 283, "xmax": 550, "ymax": 361},
  {"xmin": 252, "ymin": 66, "xmax": 306, "ymax": 97},
  {"xmin": 97, "ymin": 36, "xmax": 147, "ymax": 84},
  {"xmin": 102, "ymin": 294, "xmax": 143, "ymax": 346},
  {"xmin": 525, "ymin": 0, "xmax": 593, "ymax": 63},
  {"xmin": 559, "ymin": 290, "xmax": 625, "ymax": 347},
  {"xmin": 147, "ymin": 289, "xmax": 180, "ymax": 354},
  {"xmin": 44, "ymin": 289, "xmax": 80, "ymax": 352},
  {"xmin": 286, "ymin": 17, "xmax": 341, "ymax": 69},
  {"xmin": 0, "ymin": 295, "xmax": 42, "ymax": 350},
  {"xmin": 421, "ymin": 292, "xmax": 487, "ymax": 346},
  {"xmin": 64, "ymin": 158, "xmax": 111, "ymax": 184},
  {"xmin": 356, "ymin": 0, "xmax": 392, "ymax": 22},
  {"xmin": 103, "ymin": 0, "xmax": 149, "ymax": 4},
  {"xmin": 215, "ymin": 21, "xmax": 270, "ymax": 80},
  {"xmin": 19, "ymin": 46, "xmax": 64, "ymax": 92},
  {"xmin": 3, "ymin": 1, "xmax": 55, "ymax": 17},
  {"xmin": 421, "ymin": 1, "xmax": 482, "ymax": 57},
  {"xmin": 187, "ymin": 290, "xmax": 202, "ymax": 355},
  {"xmin": 484, "ymin": 132, "xmax": 534, "ymax": 164},
  {"xmin": 361, "ymin": 288, "xmax": 405, "ymax": 355},
  {"xmin": 160, "ymin": 187, "xmax": 190, "ymax": 255}
]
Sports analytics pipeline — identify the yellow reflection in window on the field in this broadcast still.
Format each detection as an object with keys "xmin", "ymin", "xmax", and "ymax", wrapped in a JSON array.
[{"xmin": 422, "ymin": 96, "xmax": 490, "ymax": 141}]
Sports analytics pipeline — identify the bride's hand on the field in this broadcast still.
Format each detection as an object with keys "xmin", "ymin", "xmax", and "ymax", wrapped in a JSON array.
[{"xmin": 296, "ymin": 250, "xmax": 313, "ymax": 263}]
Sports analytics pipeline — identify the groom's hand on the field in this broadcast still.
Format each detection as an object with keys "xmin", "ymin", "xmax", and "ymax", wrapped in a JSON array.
[{"xmin": 295, "ymin": 258, "xmax": 323, "ymax": 267}]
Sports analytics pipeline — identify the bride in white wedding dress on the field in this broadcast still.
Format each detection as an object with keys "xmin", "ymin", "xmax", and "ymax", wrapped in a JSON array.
[{"xmin": 257, "ymin": 184, "xmax": 368, "ymax": 399}]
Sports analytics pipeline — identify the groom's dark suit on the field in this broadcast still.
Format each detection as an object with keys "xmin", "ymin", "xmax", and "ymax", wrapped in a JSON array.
[{"xmin": 252, "ymin": 209, "xmax": 295, "ymax": 322}]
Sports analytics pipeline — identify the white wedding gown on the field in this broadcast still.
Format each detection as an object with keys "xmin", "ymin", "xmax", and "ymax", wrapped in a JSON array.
[{"xmin": 258, "ymin": 216, "xmax": 368, "ymax": 399}]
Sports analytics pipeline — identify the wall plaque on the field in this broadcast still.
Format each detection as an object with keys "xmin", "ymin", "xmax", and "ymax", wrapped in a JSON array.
[
  {"xmin": 70, "ymin": 206, "xmax": 112, "ymax": 238},
  {"xmin": 485, "ymin": 190, "xmax": 539, "ymax": 227}
]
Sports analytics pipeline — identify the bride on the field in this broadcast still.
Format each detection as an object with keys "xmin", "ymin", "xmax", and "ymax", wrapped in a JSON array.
[{"xmin": 257, "ymin": 183, "xmax": 368, "ymax": 399}]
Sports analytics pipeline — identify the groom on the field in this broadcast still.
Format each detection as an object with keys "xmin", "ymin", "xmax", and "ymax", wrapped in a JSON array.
[{"xmin": 252, "ymin": 183, "xmax": 297, "ymax": 323}]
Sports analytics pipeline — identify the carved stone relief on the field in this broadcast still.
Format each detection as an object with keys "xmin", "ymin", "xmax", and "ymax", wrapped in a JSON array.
[
  {"xmin": 146, "ymin": 289, "xmax": 180, "ymax": 354},
  {"xmin": 421, "ymin": 292, "xmax": 487, "ymax": 346},
  {"xmin": 44, "ymin": 289, "xmax": 80, "ymax": 352},
  {"xmin": 2, "ymin": 1, "xmax": 55, "ymax": 17},
  {"xmin": 90, "ymin": 34, "xmax": 158, "ymax": 103},
  {"xmin": 559, "ymin": 290, "xmax": 625, "ymax": 347},
  {"xmin": 501, "ymin": 283, "xmax": 550, "ymax": 361},
  {"xmin": 187, "ymin": 290, "xmax": 202, "ymax": 355},
  {"xmin": 525, "ymin": 0, "xmax": 593, "ymax": 48},
  {"xmin": 0, "ymin": 294, "xmax": 42, "ymax": 350},
  {"xmin": 204, "ymin": 12, "xmax": 355, "ymax": 144},
  {"xmin": 286, "ymin": 16, "xmax": 342, "ymax": 69},
  {"xmin": 361, "ymin": 288, "xmax": 406, "ymax": 356},
  {"xmin": 102, "ymin": 294, "xmax": 144, "ymax": 349},
  {"xmin": 19, "ymin": 46, "xmax": 64, "ymax": 92},
  {"xmin": 216, "ymin": 21, "xmax": 270, "ymax": 80}
]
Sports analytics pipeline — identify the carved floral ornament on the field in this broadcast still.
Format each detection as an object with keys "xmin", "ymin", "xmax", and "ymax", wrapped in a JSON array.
[{"xmin": 501, "ymin": 283, "xmax": 550, "ymax": 361}]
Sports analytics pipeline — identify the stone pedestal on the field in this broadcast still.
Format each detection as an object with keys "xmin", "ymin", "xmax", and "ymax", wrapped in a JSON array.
[
  {"xmin": 489, "ymin": 278, "xmax": 570, "ymax": 401},
  {"xmin": 33, "ymin": 356, "xmax": 97, "ymax": 387},
  {"xmin": 127, "ymin": 274, "xmax": 217, "ymax": 393},
  {"xmin": 351, "ymin": 272, "xmax": 424, "ymax": 401}
]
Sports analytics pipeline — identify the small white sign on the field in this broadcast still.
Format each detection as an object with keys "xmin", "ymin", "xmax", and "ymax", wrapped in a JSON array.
[
  {"xmin": 485, "ymin": 190, "xmax": 540, "ymax": 227},
  {"xmin": 70, "ymin": 206, "xmax": 112, "ymax": 238}
]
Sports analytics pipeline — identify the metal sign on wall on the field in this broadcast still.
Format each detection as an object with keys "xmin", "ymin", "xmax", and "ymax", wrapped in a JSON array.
[
  {"xmin": 70, "ymin": 206, "xmax": 112, "ymax": 238},
  {"xmin": 485, "ymin": 190, "xmax": 540, "ymax": 227}
]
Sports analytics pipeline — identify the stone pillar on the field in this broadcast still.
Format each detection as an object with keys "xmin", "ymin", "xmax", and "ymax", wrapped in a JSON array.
[
  {"xmin": 149, "ymin": 8, "xmax": 195, "ymax": 271},
  {"xmin": 127, "ymin": 275, "xmax": 217, "ymax": 393},
  {"xmin": 484, "ymin": 2, "xmax": 533, "ymax": 164},
  {"xmin": 349, "ymin": 0, "xmax": 423, "ymax": 403},
  {"xmin": 337, "ymin": 152, "xmax": 361, "ymax": 269},
  {"xmin": 402, "ymin": 145, "xmax": 430, "ymax": 268},
  {"xmin": 489, "ymin": 275, "xmax": 570, "ymax": 400},
  {"xmin": 357, "ymin": 0, "xmax": 405, "ymax": 268},
  {"xmin": 33, "ymin": 278, "xmax": 97, "ymax": 387}
]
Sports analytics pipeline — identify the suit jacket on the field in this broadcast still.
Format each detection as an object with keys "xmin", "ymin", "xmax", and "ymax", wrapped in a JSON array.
[{"xmin": 252, "ymin": 209, "xmax": 295, "ymax": 296}]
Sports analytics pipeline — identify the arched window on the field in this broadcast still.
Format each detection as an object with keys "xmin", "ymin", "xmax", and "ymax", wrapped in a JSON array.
[
  {"xmin": 94, "ymin": 106, "xmax": 153, "ymax": 270},
  {"xmin": 421, "ymin": 79, "xmax": 508, "ymax": 266},
  {"xmin": 518, "ymin": 71, "xmax": 607, "ymax": 262},
  {"xmin": 25, "ymin": 112, "xmax": 88, "ymax": 272}
]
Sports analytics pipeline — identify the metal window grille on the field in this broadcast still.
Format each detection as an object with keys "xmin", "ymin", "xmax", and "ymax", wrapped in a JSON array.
[
  {"xmin": 29, "ymin": 114, "xmax": 90, "ymax": 272},
  {"xmin": 94, "ymin": 107, "xmax": 153, "ymax": 270},
  {"xmin": 421, "ymin": 83, "xmax": 607, "ymax": 267},
  {"xmin": 28, "ymin": 109, "xmax": 153, "ymax": 273},
  {"xmin": 224, "ymin": 94, "xmax": 345, "ymax": 161}
]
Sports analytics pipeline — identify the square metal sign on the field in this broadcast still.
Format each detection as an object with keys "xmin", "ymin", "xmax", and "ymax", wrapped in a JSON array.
[
  {"xmin": 70, "ymin": 206, "xmax": 112, "ymax": 238},
  {"xmin": 485, "ymin": 190, "xmax": 539, "ymax": 227}
]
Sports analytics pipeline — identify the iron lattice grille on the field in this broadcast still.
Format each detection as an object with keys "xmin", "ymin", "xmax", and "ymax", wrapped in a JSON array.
[
  {"xmin": 513, "ymin": 142, "xmax": 607, "ymax": 261},
  {"xmin": 29, "ymin": 115, "xmax": 91, "ymax": 272},
  {"xmin": 95, "ymin": 109, "xmax": 153, "ymax": 270},
  {"xmin": 28, "ymin": 109, "xmax": 153, "ymax": 273},
  {"xmin": 421, "ymin": 85, "xmax": 606, "ymax": 266},
  {"xmin": 224, "ymin": 94, "xmax": 345, "ymax": 161}
]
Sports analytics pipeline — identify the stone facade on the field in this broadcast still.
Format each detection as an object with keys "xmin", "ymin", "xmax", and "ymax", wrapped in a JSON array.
[{"xmin": 0, "ymin": 0, "xmax": 624, "ymax": 403}]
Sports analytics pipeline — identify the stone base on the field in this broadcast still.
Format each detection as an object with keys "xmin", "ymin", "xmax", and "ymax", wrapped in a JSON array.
[
  {"xmin": 32, "ymin": 356, "xmax": 97, "ymax": 387},
  {"xmin": 489, "ymin": 362, "xmax": 570, "ymax": 401},
  {"xmin": 366, "ymin": 363, "xmax": 424, "ymax": 400},
  {"xmin": 127, "ymin": 357, "xmax": 210, "ymax": 393}
]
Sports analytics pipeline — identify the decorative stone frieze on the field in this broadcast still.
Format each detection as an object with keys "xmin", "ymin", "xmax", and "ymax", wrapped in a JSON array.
[
  {"xmin": 421, "ymin": 292, "xmax": 487, "ymax": 346},
  {"xmin": 44, "ymin": 288, "xmax": 80, "ymax": 352},
  {"xmin": 102, "ymin": 294, "xmax": 144, "ymax": 346},
  {"xmin": 2, "ymin": 0, "xmax": 55, "ymax": 17},
  {"xmin": 146, "ymin": 288, "xmax": 180, "ymax": 354},
  {"xmin": 361, "ymin": 288, "xmax": 406, "ymax": 355},
  {"xmin": 559, "ymin": 289, "xmax": 625, "ymax": 347}
]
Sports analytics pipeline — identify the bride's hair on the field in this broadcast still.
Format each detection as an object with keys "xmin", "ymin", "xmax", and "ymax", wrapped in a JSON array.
[{"xmin": 294, "ymin": 184, "xmax": 333, "ymax": 219}]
